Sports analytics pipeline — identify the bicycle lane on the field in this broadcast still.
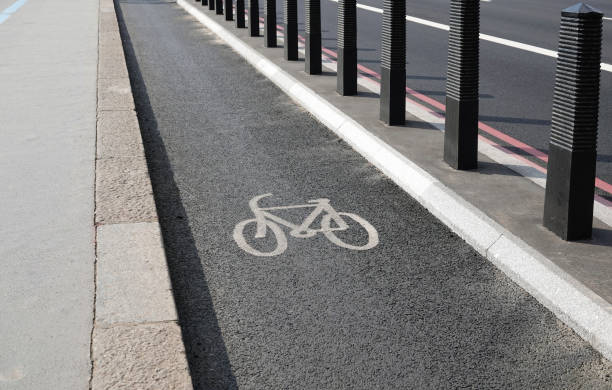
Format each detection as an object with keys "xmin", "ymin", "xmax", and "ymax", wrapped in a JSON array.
[{"xmin": 117, "ymin": 1, "xmax": 612, "ymax": 389}]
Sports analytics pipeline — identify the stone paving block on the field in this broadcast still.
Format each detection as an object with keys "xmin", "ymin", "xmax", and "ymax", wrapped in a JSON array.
[
  {"xmin": 100, "ymin": 12, "xmax": 120, "ymax": 32},
  {"xmin": 98, "ymin": 77, "xmax": 135, "ymax": 111},
  {"xmin": 97, "ymin": 110, "xmax": 144, "ymax": 159},
  {"xmin": 96, "ymin": 222, "xmax": 177, "ymax": 325},
  {"xmin": 96, "ymin": 156, "xmax": 157, "ymax": 224},
  {"xmin": 99, "ymin": 30, "xmax": 123, "ymax": 48},
  {"xmin": 99, "ymin": 50, "xmax": 129, "ymax": 78},
  {"xmin": 92, "ymin": 322, "xmax": 192, "ymax": 390},
  {"xmin": 99, "ymin": 38, "xmax": 125, "ymax": 59}
]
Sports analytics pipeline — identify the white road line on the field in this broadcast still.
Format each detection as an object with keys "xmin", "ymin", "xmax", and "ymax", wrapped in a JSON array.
[
  {"xmin": 604, "ymin": 17, "xmax": 612, "ymax": 21},
  {"xmin": 330, "ymin": 0, "xmax": 612, "ymax": 73}
]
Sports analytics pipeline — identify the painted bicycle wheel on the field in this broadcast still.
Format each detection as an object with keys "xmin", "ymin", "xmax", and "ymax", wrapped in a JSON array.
[
  {"xmin": 233, "ymin": 218, "xmax": 287, "ymax": 256},
  {"xmin": 321, "ymin": 212, "xmax": 379, "ymax": 250}
]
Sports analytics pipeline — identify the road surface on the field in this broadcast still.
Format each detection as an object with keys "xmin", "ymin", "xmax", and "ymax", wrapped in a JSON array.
[{"xmin": 117, "ymin": 1, "xmax": 612, "ymax": 388}]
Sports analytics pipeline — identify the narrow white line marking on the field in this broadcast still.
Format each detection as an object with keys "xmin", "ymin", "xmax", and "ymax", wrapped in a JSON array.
[
  {"xmin": 0, "ymin": 0, "xmax": 28, "ymax": 25},
  {"xmin": 356, "ymin": 2, "xmax": 382, "ymax": 14},
  {"xmin": 330, "ymin": 0, "xmax": 612, "ymax": 73}
]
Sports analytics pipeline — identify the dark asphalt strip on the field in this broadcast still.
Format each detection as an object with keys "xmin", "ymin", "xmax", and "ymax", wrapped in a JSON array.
[{"xmin": 117, "ymin": 1, "xmax": 612, "ymax": 388}]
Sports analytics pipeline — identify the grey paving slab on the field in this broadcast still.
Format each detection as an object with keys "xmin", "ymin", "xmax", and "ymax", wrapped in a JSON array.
[
  {"xmin": 96, "ymin": 222, "xmax": 177, "ymax": 326},
  {"xmin": 95, "ymin": 156, "xmax": 158, "ymax": 225},
  {"xmin": 91, "ymin": 322, "xmax": 192, "ymax": 390},
  {"xmin": 99, "ymin": 38, "xmax": 125, "ymax": 59},
  {"xmin": 98, "ymin": 77, "xmax": 136, "ymax": 110},
  {"xmin": 99, "ymin": 51, "xmax": 130, "ymax": 78},
  {"xmin": 0, "ymin": 0, "xmax": 98, "ymax": 388},
  {"xmin": 97, "ymin": 110, "xmax": 145, "ymax": 159},
  {"xmin": 118, "ymin": 1, "xmax": 612, "ymax": 388},
  {"xmin": 99, "ymin": 29, "xmax": 122, "ymax": 47}
]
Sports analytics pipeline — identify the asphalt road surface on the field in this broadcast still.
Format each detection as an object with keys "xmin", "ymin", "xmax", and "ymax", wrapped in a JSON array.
[
  {"xmin": 284, "ymin": 0, "xmax": 612, "ymax": 199},
  {"xmin": 117, "ymin": 1, "xmax": 612, "ymax": 388}
]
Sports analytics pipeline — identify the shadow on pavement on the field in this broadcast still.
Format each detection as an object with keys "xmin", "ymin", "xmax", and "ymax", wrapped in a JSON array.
[{"xmin": 116, "ymin": 1, "xmax": 238, "ymax": 389}]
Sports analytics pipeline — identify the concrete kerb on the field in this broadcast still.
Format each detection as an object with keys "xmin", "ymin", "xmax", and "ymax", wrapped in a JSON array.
[
  {"xmin": 178, "ymin": 0, "xmax": 612, "ymax": 362},
  {"xmin": 91, "ymin": 0, "xmax": 193, "ymax": 388}
]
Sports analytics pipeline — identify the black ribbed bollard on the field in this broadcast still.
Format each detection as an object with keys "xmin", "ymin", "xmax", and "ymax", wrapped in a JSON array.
[
  {"xmin": 543, "ymin": 3, "xmax": 603, "ymax": 241},
  {"xmin": 249, "ymin": 0, "xmax": 259, "ymax": 36},
  {"xmin": 443, "ymin": 0, "xmax": 480, "ymax": 170},
  {"xmin": 216, "ymin": 0, "xmax": 223, "ymax": 14},
  {"xmin": 236, "ymin": 0, "xmax": 245, "ymax": 27},
  {"xmin": 284, "ymin": 0, "xmax": 298, "ymax": 60},
  {"xmin": 337, "ymin": 0, "xmax": 357, "ymax": 95},
  {"xmin": 264, "ymin": 0, "xmax": 277, "ymax": 47},
  {"xmin": 305, "ymin": 0, "xmax": 321, "ymax": 74},
  {"xmin": 225, "ymin": 0, "xmax": 233, "ymax": 20},
  {"xmin": 379, "ymin": 0, "xmax": 405, "ymax": 125},
  {"xmin": 209, "ymin": 0, "xmax": 215, "ymax": 12}
]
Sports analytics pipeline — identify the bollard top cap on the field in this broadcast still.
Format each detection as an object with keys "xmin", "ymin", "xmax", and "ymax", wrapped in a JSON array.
[{"xmin": 562, "ymin": 3, "xmax": 603, "ymax": 18}]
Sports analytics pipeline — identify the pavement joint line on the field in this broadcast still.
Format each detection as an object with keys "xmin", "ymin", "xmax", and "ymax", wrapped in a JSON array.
[
  {"xmin": 95, "ymin": 217, "xmax": 159, "ymax": 225},
  {"xmin": 95, "ymin": 319, "xmax": 179, "ymax": 329},
  {"xmin": 90, "ymin": 0, "xmax": 193, "ymax": 388},
  {"xmin": 178, "ymin": 0, "xmax": 612, "ymax": 362},
  {"xmin": 326, "ymin": 0, "xmax": 612, "ymax": 73}
]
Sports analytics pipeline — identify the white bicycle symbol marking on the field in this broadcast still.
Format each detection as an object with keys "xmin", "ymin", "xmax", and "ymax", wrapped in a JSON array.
[{"xmin": 233, "ymin": 193, "xmax": 379, "ymax": 257}]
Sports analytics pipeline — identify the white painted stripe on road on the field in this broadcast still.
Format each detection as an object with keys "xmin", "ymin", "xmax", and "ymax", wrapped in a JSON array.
[
  {"xmin": 179, "ymin": 0, "xmax": 612, "ymax": 362},
  {"xmin": 604, "ymin": 17, "xmax": 612, "ymax": 21},
  {"xmin": 329, "ymin": 0, "xmax": 612, "ymax": 73},
  {"xmin": 0, "ymin": 0, "xmax": 28, "ymax": 24},
  {"xmin": 355, "ymin": 2, "xmax": 382, "ymax": 14}
]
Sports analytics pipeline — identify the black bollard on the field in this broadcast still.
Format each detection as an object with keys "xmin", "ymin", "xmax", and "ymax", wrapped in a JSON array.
[
  {"xmin": 209, "ymin": 0, "xmax": 215, "ymax": 11},
  {"xmin": 284, "ymin": 0, "xmax": 298, "ymax": 60},
  {"xmin": 216, "ymin": 0, "xmax": 223, "ymax": 14},
  {"xmin": 379, "ymin": 0, "xmax": 405, "ymax": 125},
  {"xmin": 305, "ymin": 0, "xmax": 322, "ymax": 74},
  {"xmin": 264, "ymin": 0, "xmax": 277, "ymax": 47},
  {"xmin": 444, "ymin": 0, "xmax": 479, "ymax": 170},
  {"xmin": 236, "ymin": 0, "xmax": 245, "ymax": 27},
  {"xmin": 543, "ymin": 3, "xmax": 603, "ymax": 241},
  {"xmin": 337, "ymin": 0, "xmax": 357, "ymax": 95},
  {"xmin": 225, "ymin": 0, "xmax": 233, "ymax": 20},
  {"xmin": 249, "ymin": 0, "xmax": 259, "ymax": 36},
  {"xmin": 202, "ymin": 0, "xmax": 208, "ymax": 7}
]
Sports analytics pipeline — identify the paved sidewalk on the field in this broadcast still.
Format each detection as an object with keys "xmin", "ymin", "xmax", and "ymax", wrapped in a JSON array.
[
  {"xmin": 0, "ymin": 0, "xmax": 97, "ymax": 388},
  {"xmin": 0, "ymin": 0, "xmax": 191, "ymax": 388}
]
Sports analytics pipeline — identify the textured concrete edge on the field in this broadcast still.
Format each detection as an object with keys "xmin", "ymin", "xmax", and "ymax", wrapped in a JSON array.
[
  {"xmin": 91, "ymin": 0, "xmax": 194, "ymax": 388},
  {"xmin": 178, "ymin": 0, "xmax": 612, "ymax": 362}
]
